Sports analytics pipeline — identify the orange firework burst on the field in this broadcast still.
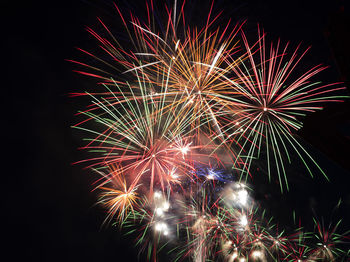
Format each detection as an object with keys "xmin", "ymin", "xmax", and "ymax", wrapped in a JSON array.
[
  {"xmin": 97, "ymin": 165, "xmax": 140, "ymax": 224},
  {"xmin": 69, "ymin": 2, "xmax": 247, "ymax": 145}
]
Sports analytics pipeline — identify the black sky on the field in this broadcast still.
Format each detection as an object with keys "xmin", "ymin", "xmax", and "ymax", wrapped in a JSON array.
[{"xmin": 3, "ymin": 0, "xmax": 350, "ymax": 261}]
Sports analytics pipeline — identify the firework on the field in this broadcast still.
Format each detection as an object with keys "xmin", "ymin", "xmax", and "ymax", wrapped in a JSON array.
[
  {"xmin": 220, "ymin": 29, "xmax": 347, "ymax": 190},
  {"xmin": 96, "ymin": 164, "xmax": 140, "ymax": 224},
  {"xmin": 308, "ymin": 217, "xmax": 350, "ymax": 260},
  {"xmin": 71, "ymin": 1, "xmax": 349, "ymax": 261},
  {"xmin": 73, "ymin": 77, "xmax": 204, "ymax": 195}
]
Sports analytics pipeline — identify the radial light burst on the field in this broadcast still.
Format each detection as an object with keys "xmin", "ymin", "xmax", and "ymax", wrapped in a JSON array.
[
  {"xmin": 71, "ymin": 1, "xmax": 349, "ymax": 261},
  {"xmin": 221, "ymin": 29, "xmax": 347, "ymax": 190},
  {"xmin": 72, "ymin": 76, "xmax": 205, "ymax": 196}
]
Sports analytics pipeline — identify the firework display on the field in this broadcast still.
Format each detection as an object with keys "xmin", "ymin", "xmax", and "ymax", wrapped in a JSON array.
[{"xmin": 71, "ymin": 1, "xmax": 349, "ymax": 261}]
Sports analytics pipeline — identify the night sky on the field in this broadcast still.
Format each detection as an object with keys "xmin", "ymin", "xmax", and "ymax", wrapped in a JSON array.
[{"xmin": 3, "ymin": 0, "xmax": 350, "ymax": 261}]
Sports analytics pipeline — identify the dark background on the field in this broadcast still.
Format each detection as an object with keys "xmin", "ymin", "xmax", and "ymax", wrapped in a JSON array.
[{"xmin": 3, "ymin": 0, "xmax": 350, "ymax": 261}]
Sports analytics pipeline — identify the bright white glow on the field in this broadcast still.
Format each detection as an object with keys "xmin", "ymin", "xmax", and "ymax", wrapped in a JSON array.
[
  {"xmin": 235, "ymin": 122, "xmax": 240, "ymax": 126},
  {"xmin": 155, "ymin": 208, "xmax": 164, "ymax": 216},
  {"xmin": 207, "ymin": 43, "xmax": 225, "ymax": 76},
  {"xmin": 155, "ymin": 222, "xmax": 168, "ymax": 232},
  {"xmin": 255, "ymin": 240, "xmax": 262, "ymax": 246},
  {"xmin": 237, "ymin": 189, "xmax": 248, "ymax": 206},
  {"xmin": 236, "ymin": 183, "xmax": 245, "ymax": 188},
  {"xmin": 154, "ymin": 222, "xmax": 169, "ymax": 236},
  {"xmin": 240, "ymin": 215, "xmax": 248, "ymax": 227},
  {"xmin": 252, "ymin": 250, "xmax": 262, "ymax": 258},
  {"xmin": 231, "ymin": 185, "xmax": 249, "ymax": 206},
  {"xmin": 207, "ymin": 174, "xmax": 215, "ymax": 180},
  {"xmin": 162, "ymin": 201, "xmax": 170, "ymax": 210},
  {"xmin": 154, "ymin": 192, "xmax": 162, "ymax": 199},
  {"xmin": 207, "ymin": 169, "xmax": 217, "ymax": 180},
  {"xmin": 179, "ymin": 142, "xmax": 192, "ymax": 158},
  {"xmin": 169, "ymin": 168, "xmax": 179, "ymax": 179},
  {"xmin": 170, "ymin": 172, "xmax": 178, "ymax": 179},
  {"xmin": 180, "ymin": 146, "xmax": 189, "ymax": 155},
  {"xmin": 239, "ymin": 258, "xmax": 246, "ymax": 262},
  {"xmin": 231, "ymin": 252, "xmax": 238, "ymax": 259},
  {"xmin": 175, "ymin": 40, "xmax": 180, "ymax": 50}
]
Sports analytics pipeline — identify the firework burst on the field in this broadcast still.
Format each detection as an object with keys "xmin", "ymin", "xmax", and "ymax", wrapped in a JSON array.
[
  {"xmin": 72, "ymin": 76, "xmax": 205, "ymax": 196},
  {"xmin": 220, "ymin": 29, "xmax": 347, "ymax": 190},
  {"xmin": 71, "ymin": 1, "xmax": 349, "ymax": 261},
  {"xmin": 95, "ymin": 164, "xmax": 140, "ymax": 224}
]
